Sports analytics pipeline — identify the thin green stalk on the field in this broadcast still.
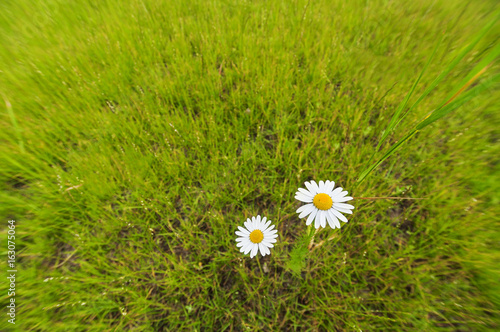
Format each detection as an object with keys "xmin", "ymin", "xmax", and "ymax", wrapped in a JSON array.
[
  {"xmin": 362, "ymin": 35, "xmax": 442, "ymax": 173},
  {"xmin": 4, "ymin": 98, "xmax": 25, "ymax": 153},
  {"xmin": 357, "ymin": 71, "xmax": 498, "ymax": 184},
  {"xmin": 401, "ymin": 9, "xmax": 499, "ymax": 121},
  {"xmin": 356, "ymin": 11, "xmax": 499, "ymax": 186}
]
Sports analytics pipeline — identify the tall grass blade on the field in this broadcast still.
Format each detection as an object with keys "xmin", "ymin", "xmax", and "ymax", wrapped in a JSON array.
[
  {"xmin": 362, "ymin": 33, "xmax": 443, "ymax": 169},
  {"xmin": 357, "ymin": 72, "xmax": 498, "ymax": 184},
  {"xmin": 356, "ymin": 11, "xmax": 499, "ymax": 185},
  {"xmin": 400, "ymin": 10, "xmax": 499, "ymax": 120},
  {"xmin": 4, "ymin": 98, "xmax": 26, "ymax": 153},
  {"xmin": 416, "ymin": 72, "xmax": 499, "ymax": 130},
  {"xmin": 439, "ymin": 41, "xmax": 500, "ymax": 108}
]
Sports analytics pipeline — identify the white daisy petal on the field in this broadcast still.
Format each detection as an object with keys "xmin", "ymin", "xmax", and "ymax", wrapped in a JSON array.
[
  {"xmin": 261, "ymin": 216, "xmax": 267, "ymax": 224},
  {"xmin": 331, "ymin": 187, "xmax": 343, "ymax": 198},
  {"xmin": 255, "ymin": 221, "xmax": 262, "ymax": 231},
  {"xmin": 321, "ymin": 210, "xmax": 328, "ymax": 228},
  {"xmin": 333, "ymin": 196, "xmax": 353, "ymax": 203},
  {"xmin": 327, "ymin": 209, "xmax": 341, "ymax": 228},
  {"xmin": 264, "ymin": 224, "xmax": 275, "ymax": 233},
  {"xmin": 331, "ymin": 208, "xmax": 348, "ymax": 223},
  {"xmin": 295, "ymin": 193, "xmax": 313, "ymax": 203},
  {"xmin": 258, "ymin": 218, "xmax": 265, "ymax": 229},
  {"xmin": 314, "ymin": 211, "xmax": 321, "ymax": 229},
  {"xmin": 250, "ymin": 245, "xmax": 259, "ymax": 258},
  {"xmin": 235, "ymin": 231, "xmax": 249, "ymax": 237},
  {"xmin": 334, "ymin": 206, "xmax": 353, "ymax": 214},
  {"xmin": 330, "ymin": 190, "xmax": 347, "ymax": 199},
  {"xmin": 253, "ymin": 217, "xmax": 260, "ymax": 229},
  {"xmin": 325, "ymin": 211, "xmax": 336, "ymax": 229},
  {"xmin": 304, "ymin": 181, "xmax": 316, "ymax": 195},
  {"xmin": 243, "ymin": 243, "xmax": 255, "ymax": 255},
  {"xmin": 258, "ymin": 243, "xmax": 266, "ymax": 256},
  {"xmin": 262, "ymin": 219, "xmax": 271, "ymax": 232},
  {"xmin": 338, "ymin": 191, "xmax": 348, "ymax": 197},
  {"xmin": 244, "ymin": 220, "xmax": 254, "ymax": 232},
  {"xmin": 295, "ymin": 205, "xmax": 307, "ymax": 214},
  {"xmin": 237, "ymin": 226, "xmax": 250, "ymax": 235},
  {"xmin": 310, "ymin": 180, "xmax": 320, "ymax": 194},
  {"xmin": 296, "ymin": 203, "xmax": 312, "ymax": 214},
  {"xmin": 333, "ymin": 203, "xmax": 355, "ymax": 210},
  {"xmin": 244, "ymin": 243, "xmax": 252, "ymax": 255},
  {"xmin": 319, "ymin": 180, "xmax": 325, "ymax": 191},
  {"xmin": 304, "ymin": 208, "xmax": 316, "ymax": 226},
  {"xmin": 298, "ymin": 204, "xmax": 315, "ymax": 218},
  {"xmin": 264, "ymin": 245, "xmax": 271, "ymax": 256},
  {"xmin": 297, "ymin": 188, "xmax": 314, "ymax": 197},
  {"xmin": 236, "ymin": 239, "xmax": 252, "ymax": 248},
  {"xmin": 261, "ymin": 240, "xmax": 274, "ymax": 248},
  {"xmin": 236, "ymin": 239, "xmax": 250, "ymax": 247},
  {"xmin": 264, "ymin": 233, "xmax": 277, "ymax": 240},
  {"xmin": 265, "ymin": 230, "xmax": 278, "ymax": 236},
  {"xmin": 326, "ymin": 180, "xmax": 335, "ymax": 193}
]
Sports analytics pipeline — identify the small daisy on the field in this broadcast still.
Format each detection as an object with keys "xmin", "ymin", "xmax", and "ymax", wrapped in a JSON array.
[
  {"xmin": 295, "ymin": 180, "xmax": 354, "ymax": 229},
  {"xmin": 235, "ymin": 215, "xmax": 278, "ymax": 258}
]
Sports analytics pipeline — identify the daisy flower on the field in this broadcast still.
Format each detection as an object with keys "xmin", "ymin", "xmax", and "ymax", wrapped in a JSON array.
[
  {"xmin": 295, "ymin": 180, "xmax": 354, "ymax": 229},
  {"xmin": 235, "ymin": 215, "xmax": 278, "ymax": 258}
]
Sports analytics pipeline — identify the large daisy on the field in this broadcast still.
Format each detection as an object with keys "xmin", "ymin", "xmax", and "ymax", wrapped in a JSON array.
[
  {"xmin": 235, "ymin": 215, "xmax": 278, "ymax": 258},
  {"xmin": 295, "ymin": 180, "xmax": 354, "ymax": 229}
]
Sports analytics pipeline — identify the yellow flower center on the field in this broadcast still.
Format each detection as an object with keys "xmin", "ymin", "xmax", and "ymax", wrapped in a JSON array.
[
  {"xmin": 313, "ymin": 193, "xmax": 333, "ymax": 210},
  {"xmin": 249, "ymin": 229, "xmax": 264, "ymax": 243}
]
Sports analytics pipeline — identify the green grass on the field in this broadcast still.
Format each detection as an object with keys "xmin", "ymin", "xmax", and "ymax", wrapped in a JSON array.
[{"xmin": 1, "ymin": 0, "xmax": 499, "ymax": 330}]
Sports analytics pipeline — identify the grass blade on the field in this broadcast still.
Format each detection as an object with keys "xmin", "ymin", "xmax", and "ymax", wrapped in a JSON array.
[
  {"xmin": 362, "ymin": 32, "xmax": 443, "ymax": 169},
  {"xmin": 416, "ymin": 72, "xmax": 499, "ymax": 130},
  {"xmin": 440, "ymin": 41, "xmax": 500, "ymax": 108},
  {"xmin": 4, "ymin": 98, "xmax": 26, "ymax": 153},
  {"xmin": 357, "ymin": 130, "xmax": 417, "ymax": 184},
  {"xmin": 357, "ymin": 72, "xmax": 498, "ymax": 185},
  {"xmin": 357, "ymin": 11, "xmax": 499, "ymax": 185},
  {"xmin": 402, "ymin": 10, "xmax": 499, "ymax": 119}
]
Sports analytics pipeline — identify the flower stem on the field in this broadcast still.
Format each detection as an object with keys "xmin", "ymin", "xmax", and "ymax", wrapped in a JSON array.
[
  {"xmin": 307, "ymin": 226, "xmax": 319, "ymax": 250},
  {"xmin": 256, "ymin": 255, "xmax": 264, "ymax": 276}
]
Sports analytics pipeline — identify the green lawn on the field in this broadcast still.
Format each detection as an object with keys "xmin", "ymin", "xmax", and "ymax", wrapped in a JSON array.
[{"xmin": 1, "ymin": 0, "xmax": 499, "ymax": 330}]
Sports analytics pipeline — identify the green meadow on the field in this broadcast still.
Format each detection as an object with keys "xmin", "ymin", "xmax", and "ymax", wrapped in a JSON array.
[{"xmin": 1, "ymin": 0, "xmax": 499, "ymax": 330}]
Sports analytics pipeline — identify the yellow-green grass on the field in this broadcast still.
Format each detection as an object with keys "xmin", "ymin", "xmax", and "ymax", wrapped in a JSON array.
[{"xmin": 1, "ymin": 0, "xmax": 499, "ymax": 330}]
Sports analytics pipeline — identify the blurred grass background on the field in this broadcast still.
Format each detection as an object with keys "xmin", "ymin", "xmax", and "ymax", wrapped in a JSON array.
[{"xmin": 0, "ymin": 0, "xmax": 499, "ymax": 330}]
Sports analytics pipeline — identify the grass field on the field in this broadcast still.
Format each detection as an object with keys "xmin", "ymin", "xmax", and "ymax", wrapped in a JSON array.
[{"xmin": 1, "ymin": 0, "xmax": 499, "ymax": 330}]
